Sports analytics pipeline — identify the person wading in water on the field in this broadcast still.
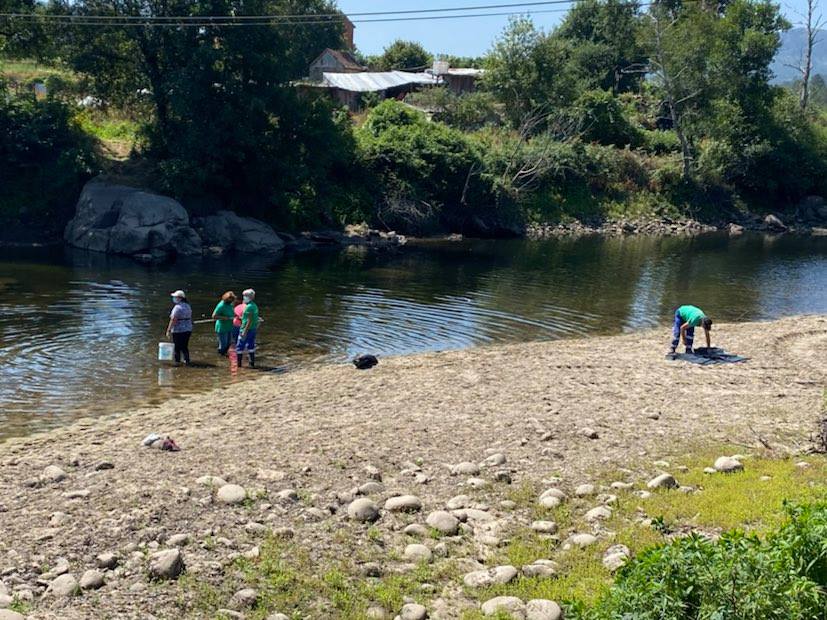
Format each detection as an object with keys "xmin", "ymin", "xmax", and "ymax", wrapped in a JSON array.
[
  {"xmin": 236, "ymin": 288, "xmax": 260, "ymax": 368},
  {"xmin": 166, "ymin": 290, "xmax": 193, "ymax": 365},
  {"xmin": 670, "ymin": 305, "xmax": 712, "ymax": 354}
]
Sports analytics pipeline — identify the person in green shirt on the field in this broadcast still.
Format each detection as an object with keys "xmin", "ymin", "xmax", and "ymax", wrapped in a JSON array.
[
  {"xmin": 236, "ymin": 288, "xmax": 260, "ymax": 367},
  {"xmin": 670, "ymin": 305, "xmax": 713, "ymax": 354},
  {"xmin": 211, "ymin": 291, "xmax": 236, "ymax": 356}
]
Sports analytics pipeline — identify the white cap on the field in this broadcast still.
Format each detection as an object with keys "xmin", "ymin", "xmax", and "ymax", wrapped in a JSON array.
[
  {"xmin": 242, "ymin": 288, "xmax": 255, "ymax": 299},
  {"xmin": 171, "ymin": 289, "xmax": 186, "ymax": 299}
]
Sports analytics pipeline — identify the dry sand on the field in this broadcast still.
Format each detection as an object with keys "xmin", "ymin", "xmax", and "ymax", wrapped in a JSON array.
[{"xmin": 0, "ymin": 315, "xmax": 825, "ymax": 619}]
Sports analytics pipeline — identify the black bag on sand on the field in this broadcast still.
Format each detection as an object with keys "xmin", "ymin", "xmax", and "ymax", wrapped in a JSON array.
[{"xmin": 353, "ymin": 354, "xmax": 379, "ymax": 370}]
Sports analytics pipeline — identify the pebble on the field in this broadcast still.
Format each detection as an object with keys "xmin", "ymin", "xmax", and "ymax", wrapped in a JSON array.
[
  {"xmin": 359, "ymin": 481, "xmax": 384, "ymax": 495},
  {"xmin": 404, "ymin": 524, "xmax": 429, "ymax": 537},
  {"xmin": 574, "ymin": 484, "xmax": 596, "ymax": 497},
  {"xmin": 522, "ymin": 561, "xmax": 558, "ymax": 578},
  {"xmin": 43, "ymin": 465, "xmax": 67, "ymax": 483},
  {"xmin": 466, "ymin": 477, "xmax": 489, "ymax": 489},
  {"xmin": 266, "ymin": 614, "xmax": 290, "ymax": 620},
  {"xmin": 703, "ymin": 467, "xmax": 717, "ymax": 474},
  {"xmin": 167, "ymin": 534, "xmax": 190, "ymax": 547},
  {"xmin": 277, "ymin": 489, "xmax": 299, "ymax": 502},
  {"xmin": 95, "ymin": 461, "xmax": 115, "ymax": 471},
  {"xmin": 404, "ymin": 544, "xmax": 432, "ymax": 563},
  {"xmin": 530, "ymin": 520, "xmax": 558, "ymax": 534},
  {"xmin": 49, "ymin": 511, "xmax": 69, "ymax": 526},
  {"xmin": 580, "ymin": 427, "xmax": 599, "ymax": 440},
  {"xmin": 149, "ymin": 549, "xmax": 184, "ymax": 580},
  {"xmin": 796, "ymin": 461, "xmax": 811, "ymax": 469},
  {"xmin": 400, "ymin": 603, "xmax": 428, "ymax": 620},
  {"xmin": 365, "ymin": 465, "xmax": 382, "ymax": 481},
  {"xmin": 481, "ymin": 596, "xmax": 525, "ymax": 617},
  {"xmin": 384, "ymin": 495, "xmax": 422, "ymax": 513},
  {"xmin": 452, "ymin": 462, "xmax": 481, "ymax": 476},
  {"xmin": 463, "ymin": 565, "xmax": 518, "ymax": 588},
  {"xmin": 196, "ymin": 475, "xmax": 227, "ymax": 487},
  {"xmin": 610, "ymin": 481, "xmax": 633, "ymax": 490},
  {"xmin": 646, "ymin": 473, "xmax": 678, "ymax": 489},
  {"xmin": 256, "ymin": 469, "xmax": 286, "ymax": 482},
  {"xmin": 602, "ymin": 545, "xmax": 631, "ymax": 572},
  {"xmin": 63, "ymin": 489, "xmax": 90, "ymax": 499},
  {"xmin": 713, "ymin": 456, "xmax": 744, "ymax": 473},
  {"xmin": 494, "ymin": 470, "xmax": 512, "ymax": 484},
  {"xmin": 230, "ymin": 588, "xmax": 258, "ymax": 609},
  {"xmin": 217, "ymin": 484, "xmax": 247, "ymax": 505},
  {"xmin": 481, "ymin": 453, "xmax": 507, "ymax": 467},
  {"xmin": 79, "ymin": 569, "xmax": 105, "ymax": 590},
  {"xmin": 526, "ymin": 599, "xmax": 563, "ymax": 620},
  {"xmin": 348, "ymin": 498, "xmax": 380, "ymax": 522},
  {"xmin": 500, "ymin": 500, "xmax": 517, "ymax": 510},
  {"xmin": 0, "ymin": 612, "xmax": 24, "ymax": 620},
  {"xmin": 584, "ymin": 506, "xmax": 612, "ymax": 522},
  {"xmin": 653, "ymin": 460, "xmax": 670, "ymax": 468},
  {"xmin": 538, "ymin": 488, "xmax": 566, "ymax": 508},
  {"xmin": 567, "ymin": 533, "xmax": 597, "ymax": 548},
  {"xmin": 97, "ymin": 552, "xmax": 119, "ymax": 569},
  {"xmin": 366, "ymin": 605, "xmax": 387, "ymax": 619},
  {"xmin": 46, "ymin": 573, "xmax": 78, "ymax": 598},
  {"xmin": 446, "ymin": 495, "xmax": 470, "ymax": 510},
  {"xmin": 426, "ymin": 511, "xmax": 460, "ymax": 535}
]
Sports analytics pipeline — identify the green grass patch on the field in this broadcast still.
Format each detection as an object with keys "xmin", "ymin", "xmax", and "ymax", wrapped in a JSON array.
[{"xmin": 75, "ymin": 110, "xmax": 140, "ymax": 144}]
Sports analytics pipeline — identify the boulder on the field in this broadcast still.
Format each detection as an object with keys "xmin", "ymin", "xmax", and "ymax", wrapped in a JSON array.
[
  {"xmin": 481, "ymin": 596, "xmax": 526, "ymax": 618},
  {"xmin": 713, "ymin": 456, "xmax": 743, "ymax": 473},
  {"xmin": 797, "ymin": 195, "xmax": 827, "ymax": 222},
  {"xmin": 149, "ymin": 548, "xmax": 184, "ymax": 580},
  {"xmin": 193, "ymin": 211, "xmax": 285, "ymax": 255},
  {"xmin": 65, "ymin": 179, "xmax": 202, "ymax": 260},
  {"xmin": 763, "ymin": 213, "xmax": 787, "ymax": 232}
]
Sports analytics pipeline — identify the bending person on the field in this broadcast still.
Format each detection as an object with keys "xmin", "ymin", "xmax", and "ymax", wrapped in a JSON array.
[
  {"xmin": 670, "ymin": 305, "xmax": 712, "ymax": 354},
  {"xmin": 236, "ymin": 288, "xmax": 260, "ymax": 368}
]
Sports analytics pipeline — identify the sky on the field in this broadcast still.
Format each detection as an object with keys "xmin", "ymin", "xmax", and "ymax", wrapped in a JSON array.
[{"xmin": 336, "ymin": 0, "xmax": 814, "ymax": 57}]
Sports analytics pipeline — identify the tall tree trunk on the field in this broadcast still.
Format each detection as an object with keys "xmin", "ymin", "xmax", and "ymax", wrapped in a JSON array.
[{"xmin": 800, "ymin": 0, "xmax": 821, "ymax": 110}]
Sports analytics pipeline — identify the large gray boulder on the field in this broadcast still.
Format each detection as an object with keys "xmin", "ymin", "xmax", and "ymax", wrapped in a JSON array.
[
  {"xmin": 193, "ymin": 210, "xmax": 285, "ymax": 254},
  {"xmin": 65, "ymin": 179, "xmax": 202, "ymax": 260}
]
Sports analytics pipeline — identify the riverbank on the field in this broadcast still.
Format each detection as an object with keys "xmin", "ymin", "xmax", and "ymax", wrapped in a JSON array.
[{"xmin": 0, "ymin": 315, "xmax": 825, "ymax": 619}]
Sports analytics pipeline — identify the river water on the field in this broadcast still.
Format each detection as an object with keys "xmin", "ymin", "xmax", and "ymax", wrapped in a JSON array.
[{"xmin": 1, "ymin": 233, "xmax": 826, "ymax": 439}]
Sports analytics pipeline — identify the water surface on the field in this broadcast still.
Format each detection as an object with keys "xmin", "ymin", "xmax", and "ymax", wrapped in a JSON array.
[{"xmin": 1, "ymin": 233, "xmax": 826, "ymax": 439}]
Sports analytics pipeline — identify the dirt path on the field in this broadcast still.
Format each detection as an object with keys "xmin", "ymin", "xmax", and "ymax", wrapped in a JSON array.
[{"xmin": 0, "ymin": 315, "xmax": 825, "ymax": 619}]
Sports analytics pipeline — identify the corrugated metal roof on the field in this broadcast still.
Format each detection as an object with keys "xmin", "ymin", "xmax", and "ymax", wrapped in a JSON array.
[{"xmin": 321, "ymin": 71, "xmax": 441, "ymax": 92}]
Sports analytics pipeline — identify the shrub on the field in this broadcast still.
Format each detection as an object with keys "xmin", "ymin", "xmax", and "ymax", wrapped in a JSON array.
[
  {"xmin": 640, "ymin": 128, "xmax": 681, "ymax": 155},
  {"xmin": 572, "ymin": 89, "xmax": 642, "ymax": 148}
]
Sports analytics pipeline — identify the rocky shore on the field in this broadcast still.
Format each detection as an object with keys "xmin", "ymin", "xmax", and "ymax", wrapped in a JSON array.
[{"xmin": 0, "ymin": 316, "xmax": 825, "ymax": 619}]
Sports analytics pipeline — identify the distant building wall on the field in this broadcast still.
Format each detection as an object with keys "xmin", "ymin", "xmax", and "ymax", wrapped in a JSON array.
[{"xmin": 343, "ymin": 17, "xmax": 355, "ymax": 50}]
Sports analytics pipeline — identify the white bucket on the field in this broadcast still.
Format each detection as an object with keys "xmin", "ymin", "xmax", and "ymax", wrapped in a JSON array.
[{"xmin": 158, "ymin": 342, "xmax": 174, "ymax": 361}]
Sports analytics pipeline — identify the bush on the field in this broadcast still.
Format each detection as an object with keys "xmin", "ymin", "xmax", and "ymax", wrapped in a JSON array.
[
  {"xmin": 640, "ymin": 128, "xmax": 681, "ymax": 155},
  {"xmin": 572, "ymin": 90, "xmax": 642, "ymax": 148},
  {"xmin": 406, "ymin": 88, "xmax": 502, "ymax": 131},
  {"xmin": 571, "ymin": 500, "xmax": 827, "ymax": 620}
]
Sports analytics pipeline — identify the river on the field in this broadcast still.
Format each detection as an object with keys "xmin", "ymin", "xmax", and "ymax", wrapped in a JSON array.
[{"xmin": 1, "ymin": 232, "xmax": 826, "ymax": 439}]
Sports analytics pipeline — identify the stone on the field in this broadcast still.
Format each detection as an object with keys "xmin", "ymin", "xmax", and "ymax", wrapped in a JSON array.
[
  {"xmin": 256, "ymin": 469, "xmax": 286, "ymax": 482},
  {"xmin": 446, "ymin": 495, "xmax": 470, "ymax": 510},
  {"xmin": 426, "ymin": 510, "xmax": 460, "ymax": 535},
  {"xmin": 481, "ymin": 596, "xmax": 526, "ymax": 618},
  {"xmin": 46, "ymin": 573, "xmax": 78, "ymax": 598},
  {"xmin": 567, "ymin": 533, "xmax": 598, "ymax": 548},
  {"xmin": 0, "ymin": 612, "xmax": 24, "ymax": 620},
  {"xmin": 728, "ymin": 223, "xmax": 745, "ymax": 236},
  {"xmin": 63, "ymin": 489, "xmax": 90, "ymax": 499},
  {"xmin": 703, "ymin": 467, "xmax": 717, "ymax": 474},
  {"xmin": 463, "ymin": 565, "xmax": 518, "ymax": 588},
  {"xmin": 231, "ymin": 588, "xmax": 258, "ymax": 609},
  {"xmin": 404, "ymin": 524, "xmax": 429, "ymax": 537},
  {"xmin": 610, "ymin": 481, "xmax": 633, "ymax": 490},
  {"xmin": 366, "ymin": 606, "xmax": 388, "ymax": 619},
  {"xmin": 467, "ymin": 477, "xmax": 489, "ymax": 489},
  {"xmin": 149, "ymin": 549, "xmax": 184, "ymax": 580},
  {"xmin": 0, "ymin": 594, "xmax": 12, "ymax": 609},
  {"xmin": 603, "ymin": 545, "xmax": 631, "ymax": 572},
  {"xmin": 584, "ymin": 506, "xmax": 612, "ymax": 522},
  {"xmin": 538, "ymin": 487, "xmax": 566, "ymax": 508},
  {"xmin": 531, "ymin": 520, "xmax": 558, "ymax": 535},
  {"xmin": 266, "ymin": 614, "xmax": 290, "ymax": 620},
  {"xmin": 193, "ymin": 210, "xmax": 285, "ymax": 255},
  {"xmin": 196, "ymin": 475, "xmax": 227, "ymax": 487},
  {"xmin": 64, "ymin": 179, "xmax": 202, "ymax": 259},
  {"xmin": 452, "ymin": 462, "xmax": 481, "ymax": 476},
  {"xmin": 168, "ymin": 533, "xmax": 191, "ymax": 547},
  {"xmin": 522, "ymin": 561, "xmax": 558, "ymax": 578},
  {"xmin": 216, "ymin": 484, "xmax": 247, "ymax": 505},
  {"xmin": 347, "ymin": 498, "xmax": 380, "ymax": 523},
  {"xmin": 647, "ymin": 473, "xmax": 678, "ymax": 489},
  {"xmin": 97, "ymin": 552, "xmax": 119, "ymax": 569},
  {"xmin": 400, "ymin": 603, "xmax": 428, "ymax": 620},
  {"xmin": 359, "ymin": 481, "xmax": 384, "ymax": 495},
  {"xmin": 95, "ymin": 461, "xmax": 115, "ymax": 471},
  {"xmin": 481, "ymin": 453, "xmax": 507, "ymax": 467},
  {"xmin": 404, "ymin": 544, "xmax": 432, "ymax": 563},
  {"xmin": 713, "ymin": 456, "xmax": 743, "ymax": 473},
  {"xmin": 365, "ymin": 465, "xmax": 382, "ymax": 481},
  {"xmin": 764, "ymin": 213, "xmax": 787, "ymax": 232},
  {"xmin": 79, "ymin": 569, "xmax": 105, "ymax": 590},
  {"xmin": 384, "ymin": 495, "xmax": 422, "ymax": 513},
  {"xmin": 277, "ymin": 489, "xmax": 299, "ymax": 502},
  {"xmin": 574, "ymin": 483, "xmax": 596, "ymax": 497},
  {"xmin": 494, "ymin": 470, "xmax": 512, "ymax": 484},
  {"xmin": 580, "ymin": 427, "xmax": 599, "ymax": 439},
  {"xmin": 526, "ymin": 599, "xmax": 563, "ymax": 620},
  {"xmin": 43, "ymin": 465, "xmax": 67, "ymax": 483},
  {"xmin": 217, "ymin": 611, "xmax": 244, "ymax": 620}
]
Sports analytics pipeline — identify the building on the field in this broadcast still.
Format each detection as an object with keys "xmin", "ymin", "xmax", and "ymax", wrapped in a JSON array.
[
  {"xmin": 309, "ymin": 48, "xmax": 365, "ymax": 82},
  {"xmin": 440, "ymin": 68, "xmax": 484, "ymax": 94},
  {"xmin": 302, "ymin": 70, "xmax": 442, "ymax": 111}
]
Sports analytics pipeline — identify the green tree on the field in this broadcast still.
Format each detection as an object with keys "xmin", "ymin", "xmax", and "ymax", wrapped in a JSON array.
[{"xmin": 375, "ymin": 40, "xmax": 433, "ymax": 71}]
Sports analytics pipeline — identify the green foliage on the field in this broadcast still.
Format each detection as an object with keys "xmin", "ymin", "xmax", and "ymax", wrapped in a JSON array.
[
  {"xmin": 373, "ymin": 40, "xmax": 433, "ymax": 71},
  {"xmin": 640, "ymin": 128, "xmax": 681, "ymax": 155},
  {"xmin": 405, "ymin": 87, "xmax": 501, "ymax": 130},
  {"xmin": 572, "ymin": 89, "xmax": 642, "ymax": 147}
]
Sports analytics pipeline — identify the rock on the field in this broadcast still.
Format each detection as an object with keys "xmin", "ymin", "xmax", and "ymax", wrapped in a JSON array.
[
  {"xmin": 256, "ymin": 469, "xmax": 286, "ymax": 482},
  {"xmin": 400, "ymin": 603, "xmax": 428, "ymax": 620},
  {"xmin": 359, "ymin": 481, "xmax": 384, "ymax": 495},
  {"xmin": 365, "ymin": 465, "xmax": 382, "ymax": 481},
  {"xmin": 452, "ymin": 462, "xmax": 481, "ymax": 476},
  {"xmin": 404, "ymin": 524, "xmax": 429, "ymax": 537},
  {"xmin": 46, "ymin": 573, "xmax": 79, "ymax": 598},
  {"xmin": 277, "ymin": 488, "xmax": 299, "ymax": 502},
  {"xmin": 796, "ymin": 461, "xmax": 811, "ymax": 469},
  {"xmin": 494, "ymin": 470, "xmax": 512, "ymax": 484},
  {"xmin": 217, "ymin": 611, "xmax": 244, "ymax": 620},
  {"xmin": 79, "ymin": 569, "xmax": 105, "ymax": 590},
  {"xmin": 481, "ymin": 453, "xmax": 507, "ymax": 467},
  {"xmin": 574, "ymin": 483, "xmax": 596, "ymax": 497},
  {"xmin": 538, "ymin": 487, "xmax": 567, "ymax": 509},
  {"xmin": 764, "ymin": 213, "xmax": 787, "ymax": 232},
  {"xmin": 167, "ymin": 533, "xmax": 190, "ymax": 547},
  {"xmin": 466, "ymin": 477, "xmax": 488, "ymax": 489},
  {"xmin": 481, "ymin": 596, "xmax": 526, "ymax": 618},
  {"xmin": 525, "ymin": 599, "xmax": 562, "ymax": 620},
  {"xmin": 602, "ymin": 545, "xmax": 631, "ymax": 572},
  {"xmin": 611, "ymin": 481, "xmax": 633, "ymax": 490},
  {"xmin": 217, "ymin": 484, "xmax": 247, "ymax": 505},
  {"xmin": 63, "ymin": 489, "xmax": 90, "ymax": 499},
  {"xmin": 230, "ymin": 588, "xmax": 258, "ymax": 609},
  {"xmin": 580, "ymin": 427, "xmax": 599, "ymax": 439},
  {"xmin": 703, "ymin": 467, "xmax": 717, "ymax": 474},
  {"xmin": 97, "ymin": 552, "xmax": 119, "ymax": 569},
  {"xmin": 366, "ymin": 606, "xmax": 388, "ymax": 619},
  {"xmin": 95, "ymin": 461, "xmax": 115, "ymax": 471},
  {"xmin": 426, "ymin": 511, "xmax": 460, "ymax": 535},
  {"xmin": 0, "ymin": 595, "xmax": 12, "ymax": 609},
  {"xmin": 446, "ymin": 495, "xmax": 470, "ymax": 510},
  {"xmin": 196, "ymin": 475, "xmax": 228, "ymax": 487},
  {"xmin": 348, "ymin": 498, "xmax": 380, "ymax": 523},
  {"xmin": 522, "ymin": 560, "xmax": 559, "ymax": 578},
  {"xmin": 728, "ymin": 223, "xmax": 745, "ymax": 236},
  {"xmin": 64, "ymin": 179, "xmax": 202, "ymax": 259},
  {"xmin": 193, "ymin": 210, "xmax": 285, "ymax": 255},
  {"xmin": 384, "ymin": 495, "xmax": 422, "ymax": 513},
  {"xmin": 0, "ymin": 612, "xmax": 24, "ymax": 620},
  {"xmin": 584, "ymin": 506, "xmax": 612, "ymax": 522},
  {"xmin": 43, "ymin": 465, "xmax": 66, "ymax": 483},
  {"xmin": 404, "ymin": 544, "xmax": 432, "ymax": 563},
  {"xmin": 647, "ymin": 473, "xmax": 678, "ymax": 489},
  {"xmin": 713, "ymin": 456, "xmax": 743, "ymax": 473},
  {"xmin": 149, "ymin": 549, "xmax": 184, "ymax": 580},
  {"xmin": 525, "ymin": 519, "xmax": 558, "ymax": 539},
  {"xmin": 463, "ymin": 565, "xmax": 518, "ymax": 588},
  {"xmin": 567, "ymin": 533, "xmax": 598, "ymax": 548}
]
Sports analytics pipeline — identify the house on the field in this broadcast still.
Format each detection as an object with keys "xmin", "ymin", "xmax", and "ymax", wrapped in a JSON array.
[
  {"xmin": 428, "ymin": 64, "xmax": 484, "ymax": 94},
  {"xmin": 309, "ymin": 48, "xmax": 365, "ymax": 82}
]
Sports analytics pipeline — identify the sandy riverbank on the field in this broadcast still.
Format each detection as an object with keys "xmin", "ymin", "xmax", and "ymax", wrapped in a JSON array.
[{"xmin": 0, "ymin": 315, "xmax": 825, "ymax": 619}]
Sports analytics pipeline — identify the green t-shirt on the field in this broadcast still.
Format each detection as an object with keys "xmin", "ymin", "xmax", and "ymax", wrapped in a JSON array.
[
  {"xmin": 241, "ymin": 301, "xmax": 260, "ymax": 331},
  {"xmin": 678, "ymin": 305, "xmax": 706, "ymax": 327},
  {"xmin": 213, "ymin": 300, "xmax": 235, "ymax": 334}
]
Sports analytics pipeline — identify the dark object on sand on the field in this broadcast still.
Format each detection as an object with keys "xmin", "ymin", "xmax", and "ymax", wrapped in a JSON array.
[
  {"xmin": 666, "ymin": 347, "xmax": 748, "ymax": 366},
  {"xmin": 353, "ymin": 354, "xmax": 379, "ymax": 370},
  {"xmin": 161, "ymin": 437, "xmax": 180, "ymax": 451}
]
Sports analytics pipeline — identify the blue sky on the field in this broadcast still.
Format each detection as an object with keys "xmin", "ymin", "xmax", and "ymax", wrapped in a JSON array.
[{"xmin": 337, "ymin": 0, "xmax": 814, "ymax": 57}]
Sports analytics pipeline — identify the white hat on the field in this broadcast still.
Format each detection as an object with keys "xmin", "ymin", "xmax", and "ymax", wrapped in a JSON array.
[
  {"xmin": 171, "ymin": 289, "xmax": 186, "ymax": 299},
  {"xmin": 242, "ymin": 288, "xmax": 255, "ymax": 299}
]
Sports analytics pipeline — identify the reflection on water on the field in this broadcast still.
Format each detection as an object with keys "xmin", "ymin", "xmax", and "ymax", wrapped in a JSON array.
[{"xmin": 1, "ymin": 233, "xmax": 826, "ymax": 439}]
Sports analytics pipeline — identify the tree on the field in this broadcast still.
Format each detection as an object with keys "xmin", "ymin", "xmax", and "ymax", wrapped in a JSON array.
[
  {"xmin": 786, "ymin": 0, "xmax": 824, "ymax": 109},
  {"xmin": 375, "ymin": 40, "xmax": 433, "ymax": 71}
]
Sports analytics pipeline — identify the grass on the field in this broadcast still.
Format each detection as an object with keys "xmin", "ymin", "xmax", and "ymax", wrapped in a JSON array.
[{"xmin": 0, "ymin": 58, "xmax": 76, "ymax": 82}]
